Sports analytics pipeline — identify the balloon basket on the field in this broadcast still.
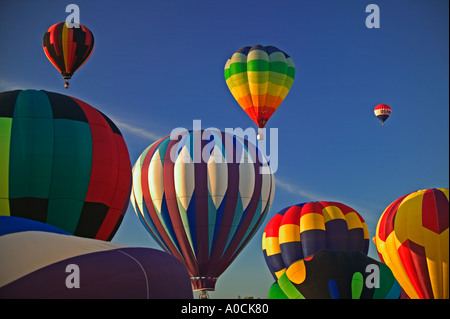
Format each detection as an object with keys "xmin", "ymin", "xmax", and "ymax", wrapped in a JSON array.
[
  {"xmin": 191, "ymin": 276, "xmax": 217, "ymax": 291},
  {"xmin": 198, "ymin": 290, "xmax": 210, "ymax": 299},
  {"xmin": 257, "ymin": 128, "xmax": 264, "ymax": 140}
]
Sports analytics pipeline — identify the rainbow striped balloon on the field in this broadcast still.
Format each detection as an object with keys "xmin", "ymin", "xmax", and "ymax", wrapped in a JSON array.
[
  {"xmin": 375, "ymin": 188, "xmax": 449, "ymax": 299},
  {"xmin": 224, "ymin": 45, "xmax": 295, "ymax": 129}
]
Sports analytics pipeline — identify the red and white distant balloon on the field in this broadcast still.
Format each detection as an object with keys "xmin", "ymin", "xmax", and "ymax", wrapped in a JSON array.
[{"xmin": 374, "ymin": 104, "xmax": 391, "ymax": 126}]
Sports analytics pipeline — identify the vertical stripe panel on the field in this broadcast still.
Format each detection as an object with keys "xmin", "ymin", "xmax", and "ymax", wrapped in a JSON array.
[
  {"xmin": 62, "ymin": 23, "xmax": 70, "ymax": 73},
  {"xmin": 47, "ymin": 118, "xmax": 91, "ymax": 233},
  {"xmin": 163, "ymin": 138, "xmax": 199, "ymax": 276},
  {"xmin": 142, "ymin": 138, "xmax": 184, "ymax": 259},
  {"xmin": 207, "ymin": 132, "xmax": 240, "ymax": 275},
  {"xmin": 217, "ymin": 140, "xmax": 262, "ymax": 276},
  {"xmin": 9, "ymin": 90, "xmax": 54, "ymax": 221},
  {"xmin": 98, "ymin": 130, "xmax": 131, "ymax": 240},
  {"xmin": 385, "ymin": 232, "xmax": 420, "ymax": 298},
  {"xmin": 73, "ymin": 98, "xmax": 118, "ymax": 237},
  {"xmin": 194, "ymin": 131, "xmax": 209, "ymax": 274},
  {"xmin": 174, "ymin": 146, "xmax": 196, "ymax": 253},
  {"xmin": 0, "ymin": 118, "xmax": 12, "ymax": 215},
  {"xmin": 393, "ymin": 194, "xmax": 425, "ymax": 298}
]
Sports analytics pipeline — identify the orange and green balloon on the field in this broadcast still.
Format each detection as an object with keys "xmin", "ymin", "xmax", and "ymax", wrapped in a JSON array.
[{"xmin": 224, "ymin": 45, "xmax": 295, "ymax": 130}]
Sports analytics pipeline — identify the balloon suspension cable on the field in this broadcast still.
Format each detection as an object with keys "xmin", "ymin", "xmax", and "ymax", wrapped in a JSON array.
[
  {"xmin": 257, "ymin": 128, "xmax": 264, "ymax": 140},
  {"xmin": 198, "ymin": 290, "xmax": 210, "ymax": 299},
  {"xmin": 64, "ymin": 80, "xmax": 69, "ymax": 89}
]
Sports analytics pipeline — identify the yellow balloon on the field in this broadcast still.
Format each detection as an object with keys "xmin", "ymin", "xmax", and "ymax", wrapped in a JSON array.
[{"xmin": 375, "ymin": 188, "xmax": 449, "ymax": 299}]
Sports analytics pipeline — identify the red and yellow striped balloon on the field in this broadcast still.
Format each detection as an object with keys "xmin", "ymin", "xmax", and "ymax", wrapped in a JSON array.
[
  {"xmin": 375, "ymin": 188, "xmax": 449, "ymax": 299},
  {"xmin": 43, "ymin": 22, "xmax": 94, "ymax": 88},
  {"xmin": 262, "ymin": 201, "xmax": 370, "ymax": 281}
]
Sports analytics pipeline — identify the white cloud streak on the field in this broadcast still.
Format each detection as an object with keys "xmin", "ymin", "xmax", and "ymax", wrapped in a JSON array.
[
  {"xmin": 110, "ymin": 117, "xmax": 162, "ymax": 141},
  {"xmin": 0, "ymin": 79, "xmax": 37, "ymax": 91},
  {"xmin": 0, "ymin": 78, "xmax": 163, "ymax": 142},
  {"xmin": 273, "ymin": 177, "xmax": 382, "ymax": 225},
  {"xmin": 274, "ymin": 177, "xmax": 324, "ymax": 201}
]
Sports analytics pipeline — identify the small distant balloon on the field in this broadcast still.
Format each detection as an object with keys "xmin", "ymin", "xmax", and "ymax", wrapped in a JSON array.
[
  {"xmin": 43, "ymin": 22, "xmax": 94, "ymax": 88},
  {"xmin": 374, "ymin": 104, "xmax": 391, "ymax": 126}
]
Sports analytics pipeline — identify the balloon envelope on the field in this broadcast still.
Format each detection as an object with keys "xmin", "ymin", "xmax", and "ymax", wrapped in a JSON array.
[
  {"xmin": 374, "ymin": 104, "xmax": 391, "ymax": 125},
  {"xmin": 0, "ymin": 90, "xmax": 131, "ymax": 240},
  {"xmin": 224, "ymin": 45, "xmax": 295, "ymax": 129},
  {"xmin": 375, "ymin": 188, "xmax": 449, "ymax": 299},
  {"xmin": 268, "ymin": 282, "xmax": 288, "ymax": 299},
  {"xmin": 262, "ymin": 201, "xmax": 369, "ymax": 280},
  {"xmin": 130, "ymin": 129, "xmax": 275, "ymax": 290},
  {"xmin": 0, "ymin": 216, "xmax": 193, "ymax": 299},
  {"xmin": 43, "ymin": 22, "xmax": 94, "ymax": 88}
]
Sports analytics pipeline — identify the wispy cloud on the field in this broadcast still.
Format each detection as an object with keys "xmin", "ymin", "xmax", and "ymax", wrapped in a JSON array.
[
  {"xmin": 0, "ymin": 78, "xmax": 33, "ymax": 91},
  {"xmin": 110, "ymin": 117, "xmax": 162, "ymax": 141},
  {"xmin": 0, "ymin": 78, "xmax": 163, "ymax": 142},
  {"xmin": 274, "ymin": 176, "xmax": 382, "ymax": 225},
  {"xmin": 275, "ymin": 177, "xmax": 324, "ymax": 201}
]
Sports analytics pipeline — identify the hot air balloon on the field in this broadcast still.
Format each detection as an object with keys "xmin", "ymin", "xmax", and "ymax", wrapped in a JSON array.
[
  {"xmin": 276, "ymin": 249, "xmax": 401, "ymax": 299},
  {"xmin": 374, "ymin": 104, "xmax": 391, "ymax": 126},
  {"xmin": 0, "ymin": 90, "xmax": 131, "ymax": 241},
  {"xmin": 262, "ymin": 201, "xmax": 370, "ymax": 280},
  {"xmin": 224, "ymin": 45, "xmax": 295, "ymax": 140},
  {"xmin": 375, "ymin": 188, "xmax": 449, "ymax": 299},
  {"xmin": 0, "ymin": 216, "xmax": 193, "ymax": 299},
  {"xmin": 130, "ymin": 129, "xmax": 275, "ymax": 296},
  {"xmin": 43, "ymin": 22, "xmax": 94, "ymax": 88}
]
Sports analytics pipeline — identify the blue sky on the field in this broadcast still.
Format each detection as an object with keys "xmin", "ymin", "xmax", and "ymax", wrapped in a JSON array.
[{"xmin": 1, "ymin": 0, "xmax": 448, "ymax": 299}]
